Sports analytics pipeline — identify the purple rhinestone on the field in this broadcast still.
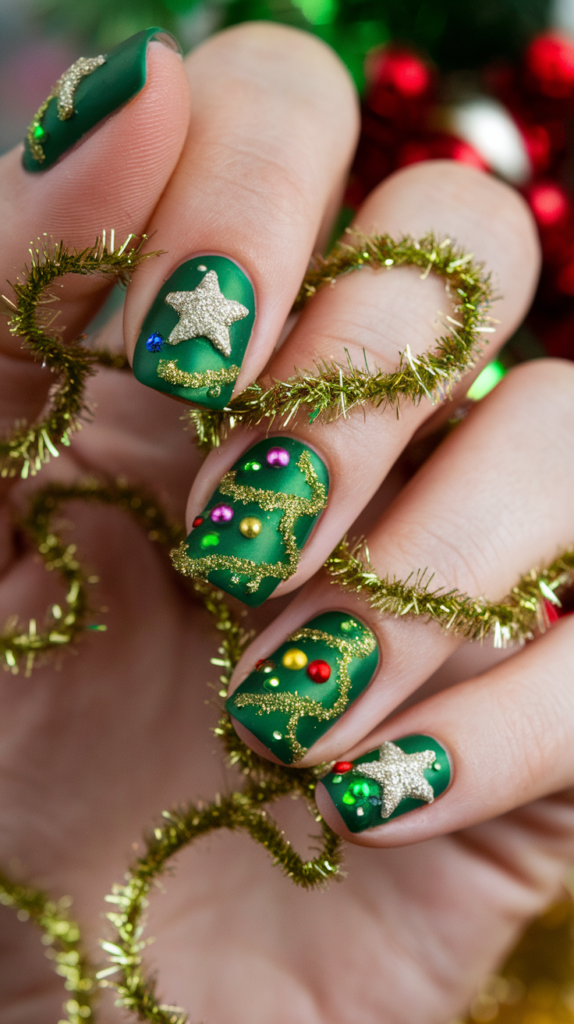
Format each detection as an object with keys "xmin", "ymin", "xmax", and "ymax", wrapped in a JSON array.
[
  {"xmin": 266, "ymin": 446, "xmax": 290, "ymax": 468},
  {"xmin": 210, "ymin": 504, "xmax": 234, "ymax": 524}
]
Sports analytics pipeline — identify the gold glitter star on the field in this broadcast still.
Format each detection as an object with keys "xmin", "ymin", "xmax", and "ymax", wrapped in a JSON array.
[
  {"xmin": 354, "ymin": 742, "xmax": 436, "ymax": 818},
  {"xmin": 55, "ymin": 56, "xmax": 107, "ymax": 119},
  {"xmin": 164, "ymin": 270, "xmax": 249, "ymax": 358}
]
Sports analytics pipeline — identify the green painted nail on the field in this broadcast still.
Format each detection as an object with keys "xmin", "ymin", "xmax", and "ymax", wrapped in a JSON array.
[
  {"xmin": 22, "ymin": 28, "xmax": 180, "ymax": 173},
  {"xmin": 322, "ymin": 735, "xmax": 451, "ymax": 833},
  {"xmin": 226, "ymin": 611, "xmax": 379, "ymax": 763},
  {"xmin": 133, "ymin": 256, "xmax": 256, "ymax": 410},
  {"xmin": 172, "ymin": 437, "xmax": 329, "ymax": 606}
]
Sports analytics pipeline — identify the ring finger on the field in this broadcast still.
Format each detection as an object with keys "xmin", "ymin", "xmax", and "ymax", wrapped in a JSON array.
[{"xmin": 180, "ymin": 159, "xmax": 539, "ymax": 606}]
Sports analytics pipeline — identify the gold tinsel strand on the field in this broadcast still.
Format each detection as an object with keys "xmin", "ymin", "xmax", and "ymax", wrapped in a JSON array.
[
  {"xmin": 0, "ymin": 869, "xmax": 96, "ymax": 1023},
  {"xmin": 188, "ymin": 232, "xmax": 495, "ymax": 450},
  {"xmin": 326, "ymin": 538, "xmax": 574, "ymax": 647},
  {"xmin": 0, "ymin": 478, "xmax": 184, "ymax": 675},
  {"xmin": 0, "ymin": 232, "xmax": 157, "ymax": 478}
]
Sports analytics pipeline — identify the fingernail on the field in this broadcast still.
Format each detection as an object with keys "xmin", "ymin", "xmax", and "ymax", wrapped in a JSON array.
[
  {"xmin": 133, "ymin": 255, "xmax": 256, "ymax": 410},
  {"xmin": 226, "ymin": 611, "xmax": 379, "ymax": 763},
  {"xmin": 23, "ymin": 27, "xmax": 180, "ymax": 172},
  {"xmin": 172, "ymin": 436, "xmax": 329, "ymax": 606},
  {"xmin": 322, "ymin": 735, "xmax": 451, "ymax": 833}
]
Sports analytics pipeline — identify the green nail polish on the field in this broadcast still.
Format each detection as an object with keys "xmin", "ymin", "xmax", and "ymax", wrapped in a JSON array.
[
  {"xmin": 323, "ymin": 735, "xmax": 451, "ymax": 833},
  {"xmin": 133, "ymin": 256, "xmax": 256, "ymax": 410},
  {"xmin": 22, "ymin": 28, "xmax": 180, "ymax": 173},
  {"xmin": 172, "ymin": 437, "xmax": 329, "ymax": 607},
  {"xmin": 226, "ymin": 611, "xmax": 379, "ymax": 764}
]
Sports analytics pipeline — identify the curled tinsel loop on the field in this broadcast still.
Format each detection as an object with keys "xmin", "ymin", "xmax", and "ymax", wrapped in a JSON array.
[
  {"xmin": 188, "ymin": 232, "xmax": 495, "ymax": 451},
  {"xmin": 100, "ymin": 575, "xmax": 343, "ymax": 1023},
  {"xmin": 325, "ymin": 538, "xmax": 574, "ymax": 647},
  {"xmin": 0, "ymin": 870, "xmax": 95, "ymax": 1024},
  {"xmin": 3, "ymin": 478, "xmax": 184, "ymax": 676},
  {"xmin": 0, "ymin": 233, "xmax": 155, "ymax": 478}
]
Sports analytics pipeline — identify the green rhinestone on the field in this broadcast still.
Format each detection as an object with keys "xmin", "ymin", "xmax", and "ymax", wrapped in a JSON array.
[
  {"xmin": 340, "ymin": 619, "xmax": 358, "ymax": 633},
  {"xmin": 244, "ymin": 460, "xmax": 261, "ymax": 471},
  {"xmin": 33, "ymin": 124, "xmax": 47, "ymax": 141},
  {"xmin": 272, "ymin": 730, "xmax": 282, "ymax": 740},
  {"xmin": 331, "ymin": 774, "xmax": 342, "ymax": 784},
  {"xmin": 351, "ymin": 780, "xmax": 371, "ymax": 799},
  {"xmin": 263, "ymin": 678, "xmax": 280, "ymax": 691},
  {"xmin": 342, "ymin": 790, "xmax": 356, "ymax": 805},
  {"xmin": 200, "ymin": 532, "xmax": 219, "ymax": 549},
  {"xmin": 433, "ymin": 762, "xmax": 441, "ymax": 771}
]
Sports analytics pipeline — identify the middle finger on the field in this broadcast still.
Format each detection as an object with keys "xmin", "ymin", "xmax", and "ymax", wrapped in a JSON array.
[{"xmin": 182, "ymin": 160, "xmax": 539, "ymax": 607}]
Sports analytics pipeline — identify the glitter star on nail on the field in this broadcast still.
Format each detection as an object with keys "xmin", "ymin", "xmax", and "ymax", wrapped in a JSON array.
[
  {"xmin": 164, "ymin": 270, "xmax": 249, "ymax": 358},
  {"xmin": 353, "ymin": 741, "xmax": 436, "ymax": 818},
  {"xmin": 55, "ymin": 56, "xmax": 107, "ymax": 120}
]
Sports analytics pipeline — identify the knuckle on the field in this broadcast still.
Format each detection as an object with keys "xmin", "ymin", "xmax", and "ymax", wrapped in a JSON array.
[{"xmin": 385, "ymin": 514, "xmax": 496, "ymax": 597}]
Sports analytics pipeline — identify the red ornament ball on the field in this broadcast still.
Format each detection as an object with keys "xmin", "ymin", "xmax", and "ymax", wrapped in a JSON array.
[
  {"xmin": 192, "ymin": 516, "xmax": 204, "ymax": 528},
  {"xmin": 526, "ymin": 182, "xmax": 570, "ymax": 228},
  {"xmin": 368, "ymin": 46, "xmax": 431, "ymax": 98},
  {"xmin": 307, "ymin": 659, "xmax": 331, "ymax": 683},
  {"xmin": 333, "ymin": 761, "xmax": 353, "ymax": 774},
  {"xmin": 525, "ymin": 33, "xmax": 574, "ymax": 99}
]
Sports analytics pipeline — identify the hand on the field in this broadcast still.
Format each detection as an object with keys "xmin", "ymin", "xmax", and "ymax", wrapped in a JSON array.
[{"xmin": 0, "ymin": 22, "xmax": 570, "ymax": 1024}]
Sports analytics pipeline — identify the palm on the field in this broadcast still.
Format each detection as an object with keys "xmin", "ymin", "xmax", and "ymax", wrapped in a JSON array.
[{"xmin": 1, "ymin": 348, "xmax": 572, "ymax": 1024}]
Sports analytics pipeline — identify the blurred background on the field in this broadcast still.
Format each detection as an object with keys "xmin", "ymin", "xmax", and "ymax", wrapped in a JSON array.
[
  {"xmin": 0, "ymin": 0, "xmax": 568, "ymax": 155},
  {"xmin": 4, "ymin": 0, "xmax": 574, "ymax": 371}
]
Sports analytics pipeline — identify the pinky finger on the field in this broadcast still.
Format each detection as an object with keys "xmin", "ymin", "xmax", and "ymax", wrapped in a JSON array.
[{"xmin": 316, "ymin": 616, "xmax": 574, "ymax": 846}]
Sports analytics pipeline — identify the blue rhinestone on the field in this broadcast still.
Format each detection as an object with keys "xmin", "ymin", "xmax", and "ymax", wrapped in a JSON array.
[
  {"xmin": 368, "ymin": 795, "xmax": 382, "ymax": 806},
  {"xmin": 146, "ymin": 332, "xmax": 164, "ymax": 353}
]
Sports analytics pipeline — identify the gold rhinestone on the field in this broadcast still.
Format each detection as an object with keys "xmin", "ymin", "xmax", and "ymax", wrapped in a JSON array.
[
  {"xmin": 239, "ymin": 516, "xmax": 262, "ymax": 539},
  {"xmin": 282, "ymin": 648, "xmax": 308, "ymax": 670}
]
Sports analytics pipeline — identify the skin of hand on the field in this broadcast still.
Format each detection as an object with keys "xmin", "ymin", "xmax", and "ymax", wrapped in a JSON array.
[{"xmin": 1, "ymin": 21, "xmax": 574, "ymax": 1024}]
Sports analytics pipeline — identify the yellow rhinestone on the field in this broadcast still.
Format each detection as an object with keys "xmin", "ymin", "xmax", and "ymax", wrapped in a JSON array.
[
  {"xmin": 239, "ymin": 516, "xmax": 262, "ymax": 539},
  {"xmin": 282, "ymin": 648, "xmax": 308, "ymax": 670}
]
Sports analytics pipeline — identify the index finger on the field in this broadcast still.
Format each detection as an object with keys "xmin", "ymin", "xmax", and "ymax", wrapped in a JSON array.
[{"xmin": 123, "ymin": 22, "xmax": 359, "ymax": 410}]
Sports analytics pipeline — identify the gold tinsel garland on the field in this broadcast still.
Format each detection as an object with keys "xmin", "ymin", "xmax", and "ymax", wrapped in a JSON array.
[
  {"xmin": 0, "ymin": 233, "xmax": 156, "ymax": 479},
  {"xmin": 0, "ymin": 868, "xmax": 95, "ymax": 1023},
  {"xmin": 188, "ymin": 231, "xmax": 495, "ymax": 450},
  {"xmin": 326, "ymin": 538, "xmax": 572, "ymax": 647},
  {"xmin": 0, "ymin": 234, "xmax": 572, "ymax": 1024}
]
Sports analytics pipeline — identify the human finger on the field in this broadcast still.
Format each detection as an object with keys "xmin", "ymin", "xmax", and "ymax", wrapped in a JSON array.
[
  {"xmin": 179, "ymin": 161, "xmax": 539, "ymax": 607},
  {"xmin": 0, "ymin": 29, "xmax": 190, "ymax": 431},
  {"xmin": 123, "ymin": 22, "xmax": 359, "ymax": 410},
  {"xmin": 224, "ymin": 359, "xmax": 574, "ymax": 772},
  {"xmin": 316, "ymin": 613, "xmax": 574, "ymax": 846}
]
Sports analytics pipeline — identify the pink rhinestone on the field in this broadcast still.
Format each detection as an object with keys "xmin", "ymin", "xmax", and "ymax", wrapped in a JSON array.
[
  {"xmin": 210, "ymin": 504, "xmax": 234, "ymax": 523},
  {"xmin": 266, "ymin": 446, "xmax": 290, "ymax": 468}
]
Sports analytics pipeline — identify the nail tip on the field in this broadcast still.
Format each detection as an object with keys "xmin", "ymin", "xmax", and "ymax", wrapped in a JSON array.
[
  {"xmin": 173, "ymin": 436, "xmax": 328, "ymax": 605},
  {"xmin": 226, "ymin": 610, "xmax": 379, "ymax": 766},
  {"xmin": 133, "ymin": 255, "xmax": 254, "ymax": 406},
  {"xmin": 147, "ymin": 27, "xmax": 183, "ymax": 55},
  {"xmin": 323, "ymin": 735, "xmax": 451, "ymax": 833},
  {"xmin": 21, "ymin": 26, "xmax": 171, "ymax": 173}
]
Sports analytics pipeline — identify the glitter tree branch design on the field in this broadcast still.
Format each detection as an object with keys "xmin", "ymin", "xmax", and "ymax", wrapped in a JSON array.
[
  {"xmin": 232, "ymin": 626, "xmax": 377, "ymax": 761},
  {"xmin": 171, "ymin": 450, "xmax": 328, "ymax": 593}
]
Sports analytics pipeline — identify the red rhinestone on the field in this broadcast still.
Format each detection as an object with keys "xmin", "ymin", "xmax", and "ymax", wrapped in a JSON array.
[
  {"xmin": 192, "ymin": 516, "xmax": 204, "ymax": 528},
  {"xmin": 307, "ymin": 659, "xmax": 331, "ymax": 683},
  {"xmin": 333, "ymin": 761, "xmax": 353, "ymax": 774}
]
